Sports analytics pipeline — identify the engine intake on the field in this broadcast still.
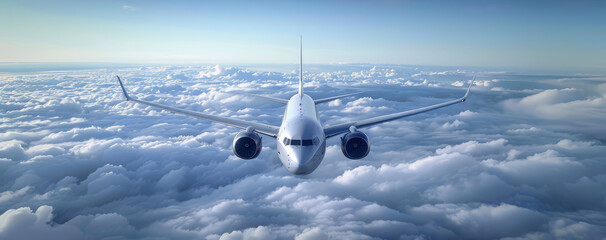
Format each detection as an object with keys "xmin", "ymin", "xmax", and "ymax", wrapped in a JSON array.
[
  {"xmin": 232, "ymin": 128, "xmax": 262, "ymax": 159},
  {"xmin": 341, "ymin": 127, "xmax": 370, "ymax": 159}
]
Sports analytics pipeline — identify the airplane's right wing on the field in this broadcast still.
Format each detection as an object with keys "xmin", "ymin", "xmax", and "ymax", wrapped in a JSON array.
[
  {"xmin": 314, "ymin": 92, "xmax": 362, "ymax": 104},
  {"xmin": 323, "ymin": 83, "xmax": 472, "ymax": 138},
  {"xmin": 116, "ymin": 76, "xmax": 280, "ymax": 138}
]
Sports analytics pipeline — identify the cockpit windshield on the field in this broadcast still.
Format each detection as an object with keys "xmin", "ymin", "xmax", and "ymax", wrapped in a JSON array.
[{"xmin": 283, "ymin": 137, "xmax": 320, "ymax": 146}]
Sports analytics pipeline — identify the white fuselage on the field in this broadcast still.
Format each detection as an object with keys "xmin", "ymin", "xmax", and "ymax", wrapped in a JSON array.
[{"xmin": 276, "ymin": 94, "xmax": 326, "ymax": 174}]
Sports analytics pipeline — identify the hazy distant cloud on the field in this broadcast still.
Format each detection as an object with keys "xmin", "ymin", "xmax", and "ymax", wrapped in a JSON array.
[
  {"xmin": 122, "ymin": 5, "xmax": 138, "ymax": 11},
  {"xmin": 502, "ymin": 86, "xmax": 606, "ymax": 138},
  {"xmin": 0, "ymin": 65, "xmax": 605, "ymax": 239}
]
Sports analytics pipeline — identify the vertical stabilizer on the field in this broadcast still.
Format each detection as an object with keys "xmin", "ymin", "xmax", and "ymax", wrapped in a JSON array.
[{"xmin": 299, "ymin": 36, "xmax": 303, "ymax": 98}]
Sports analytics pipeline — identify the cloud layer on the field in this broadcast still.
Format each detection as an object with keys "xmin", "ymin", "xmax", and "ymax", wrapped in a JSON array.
[{"xmin": 1, "ymin": 65, "xmax": 605, "ymax": 239}]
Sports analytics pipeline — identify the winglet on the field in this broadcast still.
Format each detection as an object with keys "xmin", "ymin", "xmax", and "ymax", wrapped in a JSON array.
[
  {"xmin": 299, "ymin": 36, "xmax": 303, "ymax": 98},
  {"xmin": 462, "ymin": 75, "xmax": 474, "ymax": 100},
  {"xmin": 116, "ymin": 76, "xmax": 131, "ymax": 100}
]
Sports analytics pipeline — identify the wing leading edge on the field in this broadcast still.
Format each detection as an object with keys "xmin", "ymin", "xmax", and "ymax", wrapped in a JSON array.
[
  {"xmin": 314, "ymin": 92, "xmax": 362, "ymax": 104},
  {"xmin": 116, "ymin": 76, "xmax": 280, "ymax": 138},
  {"xmin": 323, "ymin": 83, "xmax": 472, "ymax": 138},
  {"xmin": 236, "ymin": 93, "xmax": 289, "ymax": 104}
]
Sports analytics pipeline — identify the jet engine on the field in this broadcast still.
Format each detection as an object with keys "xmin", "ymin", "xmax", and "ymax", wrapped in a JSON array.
[
  {"xmin": 341, "ymin": 126, "xmax": 370, "ymax": 159},
  {"xmin": 232, "ymin": 127, "xmax": 262, "ymax": 159}
]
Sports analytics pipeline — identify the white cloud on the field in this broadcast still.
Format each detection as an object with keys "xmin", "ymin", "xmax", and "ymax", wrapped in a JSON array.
[
  {"xmin": 0, "ymin": 65, "xmax": 605, "ymax": 239},
  {"xmin": 436, "ymin": 139, "xmax": 508, "ymax": 156},
  {"xmin": 0, "ymin": 186, "xmax": 31, "ymax": 203},
  {"xmin": 441, "ymin": 119, "xmax": 464, "ymax": 129},
  {"xmin": 327, "ymin": 99, "xmax": 342, "ymax": 107},
  {"xmin": 0, "ymin": 206, "xmax": 82, "ymax": 240},
  {"xmin": 508, "ymin": 127, "xmax": 540, "ymax": 133},
  {"xmin": 0, "ymin": 140, "xmax": 27, "ymax": 161},
  {"xmin": 451, "ymin": 81, "xmax": 465, "ymax": 87},
  {"xmin": 215, "ymin": 226, "xmax": 275, "ymax": 240},
  {"xmin": 502, "ymin": 86, "xmax": 606, "ymax": 138},
  {"xmin": 457, "ymin": 110, "xmax": 478, "ymax": 117},
  {"xmin": 556, "ymin": 139, "xmax": 594, "ymax": 150},
  {"xmin": 295, "ymin": 228, "xmax": 328, "ymax": 240}
]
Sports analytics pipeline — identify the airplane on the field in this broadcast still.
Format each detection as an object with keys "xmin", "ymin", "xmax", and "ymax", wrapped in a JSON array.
[{"xmin": 116, "ymin": 38, "xmax": 472, "ymax": 175}]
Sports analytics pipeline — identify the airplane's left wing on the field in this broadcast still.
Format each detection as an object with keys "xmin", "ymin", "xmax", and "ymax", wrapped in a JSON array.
[
  {"xmin": 116, "ymin": 76, "xmax": 280, "ymax": 138},
  {"xmin": 323, "ymin": 83, "xmax": 472, "ymax": 138},
  {"xmin": 236, "ymin": 93, "xmax": 289, "ymax": 104}
]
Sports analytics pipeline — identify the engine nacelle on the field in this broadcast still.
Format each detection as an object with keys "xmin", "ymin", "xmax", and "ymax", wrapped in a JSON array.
[
  {"xmin": 341, "ymin": 127, "xmax": 370, "ymax": 159},
  {"xmin": 232, "ymin": 128, "xmax": 262, "ymax": 159}
]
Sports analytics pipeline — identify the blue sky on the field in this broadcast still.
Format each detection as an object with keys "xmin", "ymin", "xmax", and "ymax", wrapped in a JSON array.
[{"xmin": 1, "ymin": 0, "xmax": 605, "ymax": 71}]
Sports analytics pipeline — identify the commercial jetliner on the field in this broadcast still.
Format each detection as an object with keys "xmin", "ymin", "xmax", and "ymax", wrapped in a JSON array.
[{"xmin": 116, "ymin": 39, "xmax": 472, "ymax": 175}]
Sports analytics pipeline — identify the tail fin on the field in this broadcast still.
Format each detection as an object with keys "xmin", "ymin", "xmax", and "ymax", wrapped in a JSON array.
[{"xmin": 299, "ymin": 36, "xmax": 303, "ymax": 98}]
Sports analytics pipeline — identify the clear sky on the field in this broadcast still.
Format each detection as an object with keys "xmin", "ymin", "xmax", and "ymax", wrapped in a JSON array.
[{"xmin": 1, "ymin": 0, "xmax": 605, "ymax": 71}]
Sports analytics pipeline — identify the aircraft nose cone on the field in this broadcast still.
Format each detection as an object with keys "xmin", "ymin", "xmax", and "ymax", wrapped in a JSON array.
[
  {"xmin": 287, "ymin": 160, "xmax": 300, "ymax": 174},
  {"xmin": 293, "ymin": 148, "xmax": 315, "ymax": 165},
  {"xmin": 289, "ymin": 148, "xmax": 315, "ymax": 174}
]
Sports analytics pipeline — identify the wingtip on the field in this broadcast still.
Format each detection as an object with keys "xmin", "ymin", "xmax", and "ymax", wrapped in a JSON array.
[
  {"xmin": 116, "ymin": 75, "xmax": 130, "ymax": 100},
  {"xmin": 463, "ymin": 75, "xmax": 474, "ymax": 99},
  {"xmin": 464, "ymin": 83, "xmax": 472, "ymax": 99}
]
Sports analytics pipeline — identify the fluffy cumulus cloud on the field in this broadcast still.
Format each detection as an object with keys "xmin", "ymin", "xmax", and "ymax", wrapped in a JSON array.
[
  {"xmin": 502, "ymin": 86, "xmax": 606, "ymax": 137},
  {"xmin": 1, "ymin": 64, "xmax": 605, "ymax": 239}
]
